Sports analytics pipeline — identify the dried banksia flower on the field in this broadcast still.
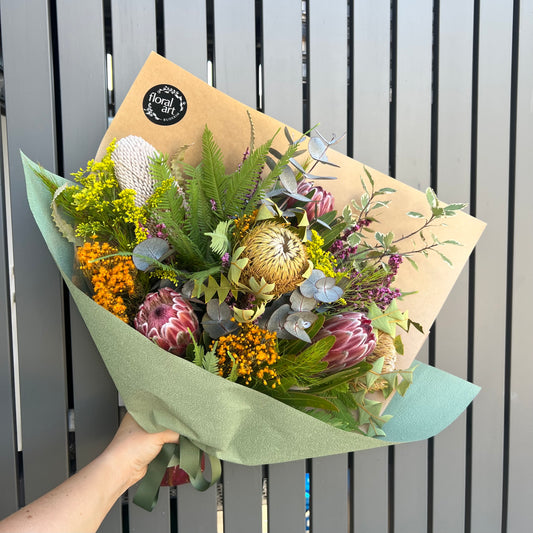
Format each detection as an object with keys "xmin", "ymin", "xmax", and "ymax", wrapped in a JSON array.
[
  {"xmin": 112, "ymin": 135, "xmax": 158, "ymax": 206},
  {"xmin": 240, "ymin": 222, "xmax": 309, "ymax": 297},
  {"xmin": 364, "ymin": 331, "xmax": 398, "ymax": 391}
]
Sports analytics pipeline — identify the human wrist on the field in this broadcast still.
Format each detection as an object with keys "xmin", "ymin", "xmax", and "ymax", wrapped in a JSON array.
[{"xmin": 97, "ymin": 447, "xmax": 139, "ymax": 495}]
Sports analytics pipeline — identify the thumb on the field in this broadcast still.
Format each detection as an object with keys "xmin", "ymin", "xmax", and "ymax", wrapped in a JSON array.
[{"xmin": 154, "ymin": 429, "xmax": 180, "ymax": 445}]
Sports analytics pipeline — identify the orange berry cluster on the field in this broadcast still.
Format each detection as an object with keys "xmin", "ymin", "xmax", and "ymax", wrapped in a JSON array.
[
  {"xmin": 233, "ymin": 210, "xmax": 258, "ymax": 241},
  {"xmin": 214, "ymin": 323, "xmax": 281, "ymax": 388},
  {"xmin": 76, "ymin": 241, "xmax": 136, "ymax": 323}
]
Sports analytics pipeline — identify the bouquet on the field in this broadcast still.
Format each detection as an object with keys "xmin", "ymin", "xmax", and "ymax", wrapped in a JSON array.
[
  {"xmin": 36, "ymin": 123, "xmax": 467, "ymax": 435},
  {"xmin": 22, "ymin": 53, "xmax": 485, "ymax": 508}
]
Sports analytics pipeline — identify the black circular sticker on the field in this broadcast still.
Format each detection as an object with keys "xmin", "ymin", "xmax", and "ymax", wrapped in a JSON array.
[{"xmin": 142, "ymin": 84, "xmax": 187, "ymax": 125}]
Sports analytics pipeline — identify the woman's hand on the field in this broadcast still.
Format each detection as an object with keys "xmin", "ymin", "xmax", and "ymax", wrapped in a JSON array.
[{"xmin": 101, "ymin": 413, "xmax": 180, "ymax": 490}]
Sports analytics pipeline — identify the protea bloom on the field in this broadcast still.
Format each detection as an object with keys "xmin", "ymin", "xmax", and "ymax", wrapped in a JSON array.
[
  {"xmin": 134, "ymin": 287, "xmax": 199, "ymax": 356},
  {"xmin": 288, "ymin": 180, "xmax": 335, "ymax": 221},
  {"xmin": 240, "ymin": 222, "xmax": 309, "ymax": 296},
  {"xmin": 313, "ymin": 312, "xmax": 376, "ymax": 372}
]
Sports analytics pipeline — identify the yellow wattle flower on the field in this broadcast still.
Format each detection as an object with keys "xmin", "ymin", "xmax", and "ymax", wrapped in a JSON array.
[{"xmin": 240, "ymin": 222, "xmax": 309, "ymax": 297}]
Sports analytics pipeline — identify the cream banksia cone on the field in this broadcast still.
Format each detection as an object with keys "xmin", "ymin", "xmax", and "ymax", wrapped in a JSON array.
[
  {"xmin": 363, "ymin": 331, "xmax": 398, "ymax": 391},
  {"xmin": 240, "ymin": 222, "xmax": 309, "ymax": 296},
  {"xmin": 134, "ymin": 287, "xmax": 199, "ymax": 356},
  {"xmin": 313, "ymin": 312, "xmax": 376, "ymax": 373},
  {"xmin": 112, "ymin": 135, "xmax": 158, "ymax": 206}
]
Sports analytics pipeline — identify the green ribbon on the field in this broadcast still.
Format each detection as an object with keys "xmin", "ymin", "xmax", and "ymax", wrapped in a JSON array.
[{"xmin": 133, "ymin": 438, "xmax": 221, "ymax": 511}]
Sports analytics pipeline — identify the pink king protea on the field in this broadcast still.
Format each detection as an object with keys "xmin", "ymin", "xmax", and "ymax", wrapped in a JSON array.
[
  {"xmin": 288, "ymin": 180, "xmax": 335, "ymax": 221},
  {"xmin": 134, "ymin": 287, "xmax": 199, "ymax": 356},
  {"xmin": 314, "ymin": 312, "xmax": 376, "ymax": 372}
]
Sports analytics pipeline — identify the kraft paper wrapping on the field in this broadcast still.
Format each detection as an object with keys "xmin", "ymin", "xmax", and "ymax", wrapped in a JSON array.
[{"xmin": 22, "ymin": 52, "xmax": 485, "ymax": 464}]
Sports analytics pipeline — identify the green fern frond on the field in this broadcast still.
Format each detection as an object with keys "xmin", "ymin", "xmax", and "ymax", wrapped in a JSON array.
[
  {"xmin": 185, "ymin": 177, "xmax": 214, "ymax": 254},
  {"xmin": 199, "ymin": 126, "xmax": 227, "ymax": 218},
  {"xmin": 205, "ymin": 220, "xmax": 234, "ymax": 256},
  {"xmin": 244, "ymin": 140, "xmax": 302, "ymax": 214},
  {"xmin": 148, "ymin": 152, "xmax": 172, "ymax": 184},
  {"xmin": 225, "ymin": 138, "xmax": 274, "ymax": 213}
]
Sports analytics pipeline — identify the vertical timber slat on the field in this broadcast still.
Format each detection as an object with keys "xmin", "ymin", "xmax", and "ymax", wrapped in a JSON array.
[
  {"xmin": 311, "ymin": 454, "xmax": 349, "ymax": 533},
  {"xmin": 111, "ymin": 0, "xmax": 157, "ymax": 109},
  {"xmin": 213, "ymin": 0, "xmax": 256, "ymax": 108},
  {"xmin": 394, "ymin": 1, "xmax": 433, "ymax": 531},
  {"xmin": 268, "ymin": 461, "xmax": 307, "ymax": 533},
  {"xmin": 352, "ymin": 0, "xmax": 390, "ymax": 175},
  {"xmin": 433, "ymin": 1, "xmax": 475, "ymax": 532},
  {"xmin": 164, "ymin": 0, "xmax": 208, "ymax": 82},
  {"xmin": 262, "ymin": 0, "xmax": 303, "ymax": 130},
  {"xmin": 0, "ymin": 0, "xmax": 69, "ymax": 503},
  {"xmin": 128, "ymin": 485, "xmax": 170, "ymax": 533},
  {"xmin": 471, "ymin": 1, "xmax": 513, "ymax": 530},
  {"xmin": 176, "ymin": 483, "xmax": 218, "ymax": 533},
  {"xmin": 351, "ymin": 3, "xmax": 391, "ymax": 530},
  {"xmin": 0, "ymin": 113, "xmax": 18, "ymax": 519},
  {"xmin": 309, "ymin": 0, "xmax": 348, "ymax": 154},
  {"xmin": 223, "ymin": 463, "xmax": 263, "ymax": 533},
  {"xmin": 506, "ymin": 0, "xmax": 533, "ymax": 531}
]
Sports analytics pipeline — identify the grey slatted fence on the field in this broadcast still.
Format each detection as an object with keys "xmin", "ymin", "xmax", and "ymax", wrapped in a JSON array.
[{"xmin": 0, "ymin": 1, "xmax": 531, "ymax": 532}]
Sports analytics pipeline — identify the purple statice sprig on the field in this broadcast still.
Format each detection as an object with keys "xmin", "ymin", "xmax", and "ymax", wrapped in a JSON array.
[
  {"xmin": 339, "ymin": 254, "xmax": 403, "ymax": 311},
  {"xmin": 331, "ymin": 218, "xmax": 371, "ymax": 262}
]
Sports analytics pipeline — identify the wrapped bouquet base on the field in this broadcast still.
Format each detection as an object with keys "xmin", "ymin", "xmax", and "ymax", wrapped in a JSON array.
[{"xmin": 22, "ymin": 52, "xmax": 485, "ymax": 506}]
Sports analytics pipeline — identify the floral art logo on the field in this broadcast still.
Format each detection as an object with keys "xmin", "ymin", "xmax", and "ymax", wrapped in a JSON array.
[{"xmin": 142, "ymin": 84, "xmax": 187, "ymax": 125}]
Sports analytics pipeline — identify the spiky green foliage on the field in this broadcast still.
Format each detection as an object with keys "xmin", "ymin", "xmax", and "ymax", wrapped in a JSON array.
[
  {"xmin": 243, "ymin": 140, "xmax": 302, "ymax": 215},
  {"xmin": 148, "ymin": 154, "xmax": 186, "ymax": 221}
]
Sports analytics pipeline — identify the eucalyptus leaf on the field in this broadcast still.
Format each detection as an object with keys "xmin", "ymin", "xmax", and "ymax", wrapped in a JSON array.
[
  {"xmin": 308, "ymin": 136, "xmax": 328, "ymax": 162},
  {"xmin": 206, "ymin": 299, "xmax": 233, "ymax": 321},
  {"xmin": 279, "ymin": 165, "xmax": 298, "ymax": 193},
  {"xmin": 269, "ymin": 147, "xmax": 283, "ymax": 159},
  {"xmin": 285, "ymin": 192, "xmax": 314, "ymax": 202},
  {"xmin": 299, "ymin": 269, "xmax": 325, "ymax": 298},
  {"xmin": 314, "ymin": 278, "xmax": 343, "ymax": 303},
  {"xmin": 265, "ymin": 155, "xmax": 277, "ymax": 170},
  {"xmin": 289, "ymin": 158, "xmax": 306, "ymax": 174},
  {"xmin": 302, "ymin": 172, "xmax": 337, "ymax": 180},
  {"xmin": 132, "ymin": 238, "xmax": 170, "ymax": 271},
  {"xmin": 290, "ymin": 289, "xmax": 317, "ymax": 312},
  {"xmin": 267, "ymin": 303, "xmax": 292, "ymax": 332},
  {"xmin": 284, "ymin": 126, "xmax": 294, "ymax": 145},
  {"xmin": 284, "ymin": 312, "xmax": 317, "ymax": 342},
  {"xmin": 314, "ymin": 218, "xmax": 332, "ymax": 230}
]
